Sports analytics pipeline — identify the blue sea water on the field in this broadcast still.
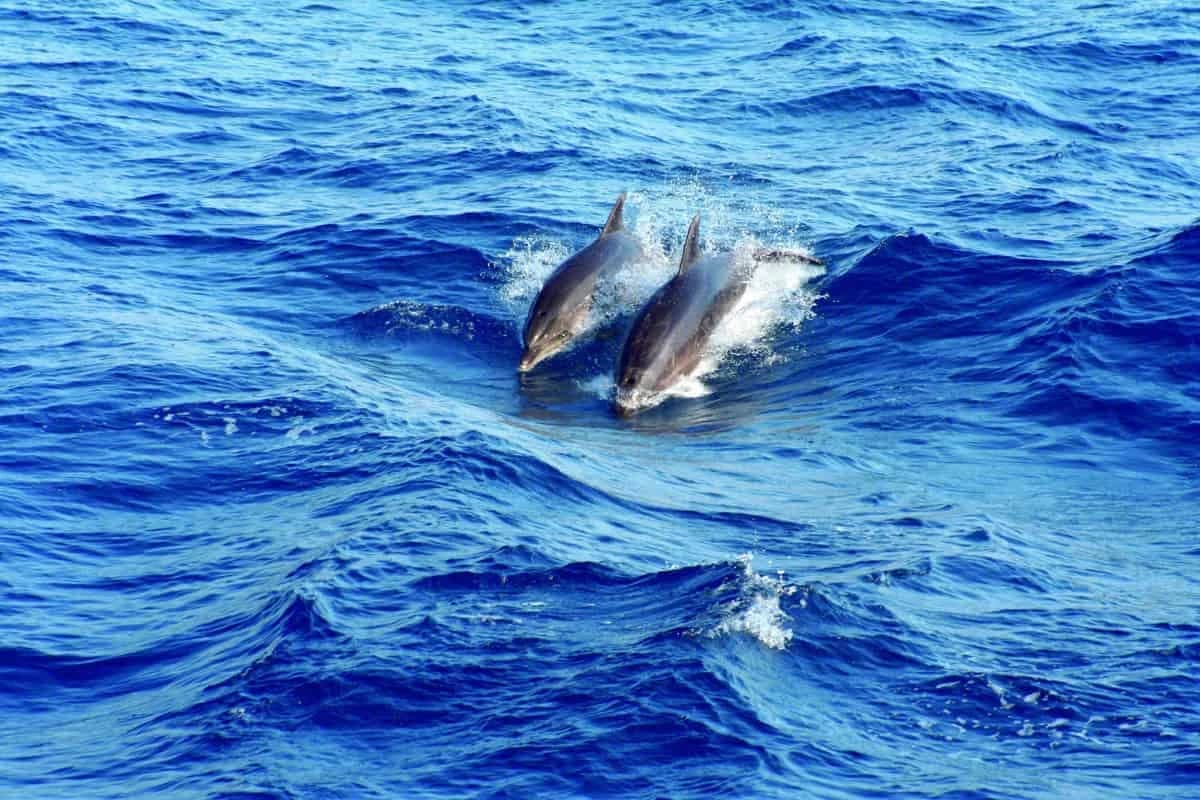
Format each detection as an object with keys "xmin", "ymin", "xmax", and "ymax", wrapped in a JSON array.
[{"xmin": 2, "ymin": 0, "xmax": 1199, "ymax": 797}]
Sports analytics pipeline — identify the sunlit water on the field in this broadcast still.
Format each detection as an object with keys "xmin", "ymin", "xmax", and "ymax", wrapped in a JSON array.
[{"xmin": 2, "ymin": 2, "xmax": 1198, "ymax": 798}]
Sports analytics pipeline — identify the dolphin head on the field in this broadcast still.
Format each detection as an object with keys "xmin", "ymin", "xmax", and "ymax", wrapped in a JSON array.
[
  {"xmin": 614, "ymin": 354, "xmax": 665, "ymax": 416},
  {"xmin": 519, "ymin": 297, "xmax": 589, "ymax": 372},
  {"xmin": 613, "ymin": 373, "xmax": 646, "ymax": 416},
  {"xmin": 613, "ymin": 294, "xmax": 676, "ymax": 416},
  {"xmin": 614, "ymin": 310, "xmax": 705, "ymax": 416}
]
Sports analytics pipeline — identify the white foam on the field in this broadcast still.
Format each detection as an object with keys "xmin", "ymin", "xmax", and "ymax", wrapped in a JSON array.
[
  {"xmin": 710, "ymin": 554, "xmax": 797, "ymax": 651},
  {"xmin": 499, "ymin": 236, "xmax": 573, "ymax": 311},
  {"xmin": 662, "ymin": 374, "xmax": 711, "ymax": 400},
  {"xmin": 285, "ymin": 419, "xmax": 316, "ymax": 440},
  {"xmin": 577, "ymin": 374, "xmax": 616, "ymax": 399},
  {"xmin": 702, "ymin": 239, "xmax": 825, "ymax": 365}
]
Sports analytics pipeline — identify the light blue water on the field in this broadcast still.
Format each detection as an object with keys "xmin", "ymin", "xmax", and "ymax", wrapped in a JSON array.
[{"xmin": 2, "ymin": 2, "xmax": 1198, "ymax": 797}]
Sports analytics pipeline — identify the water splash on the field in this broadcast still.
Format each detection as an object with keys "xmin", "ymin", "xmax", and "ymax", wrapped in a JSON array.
[
  {"xmin": 703, "ymin": 239, "xmax": 825, "ymax": 367},
  {"xmin": 499, "ymin": 236, "xmax": 573, "ymax": 312},
  {"xmin": 709, "ymin": 554, "xmax": 798, "ymax": 651}
]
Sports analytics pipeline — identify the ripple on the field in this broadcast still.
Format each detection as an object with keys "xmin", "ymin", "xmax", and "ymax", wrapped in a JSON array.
[{"xmin": 3, "ymin": 2, "xmax": 1198, "ymax": 797}]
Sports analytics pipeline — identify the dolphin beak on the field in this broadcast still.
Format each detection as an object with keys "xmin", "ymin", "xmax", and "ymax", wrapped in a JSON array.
[
  {"xmin": 520, "ymin": 335, "xmax": 569, "ymax": 372},
  {"xmin": 518, "ymin": 346, "xmax": 543, "ymax": 373},
  {"xmin": 613, "ymin": 391, "xmax": 640, "ymax": 418}
]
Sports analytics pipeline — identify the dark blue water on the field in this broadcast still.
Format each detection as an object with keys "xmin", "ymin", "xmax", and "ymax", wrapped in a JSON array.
[{"xmin": 3, "ymin": 2, "xmax": 1199, "ymax": 797}]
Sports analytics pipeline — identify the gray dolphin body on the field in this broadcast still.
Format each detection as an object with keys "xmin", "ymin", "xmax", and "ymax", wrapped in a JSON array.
[
  {"xmin": 614, "ymin": 215, "xmax": 821, "ymax": 416},
  {"xmin": 519, "ymin": 194, "xmax": 643, "ymax": 372}
]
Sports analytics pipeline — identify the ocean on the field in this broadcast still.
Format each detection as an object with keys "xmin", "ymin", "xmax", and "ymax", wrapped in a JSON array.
[{"xmin": 1, "ymin": 1, "xmax": 1198, "ymax": 797}]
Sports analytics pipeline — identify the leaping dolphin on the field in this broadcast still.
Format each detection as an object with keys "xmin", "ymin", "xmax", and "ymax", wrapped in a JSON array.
[
  {"xmin": 519, "ymin": 193, "xmax": 644, "ymax": 372},
  {"xmin": 614, "ymin": 215, "xmax": 822, "ymax": 416}
]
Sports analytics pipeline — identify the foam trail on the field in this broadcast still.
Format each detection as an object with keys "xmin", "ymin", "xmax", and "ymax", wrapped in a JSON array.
[{"xmin": 703, "ymin": 239, "xmax": 825, "ymax": 367}]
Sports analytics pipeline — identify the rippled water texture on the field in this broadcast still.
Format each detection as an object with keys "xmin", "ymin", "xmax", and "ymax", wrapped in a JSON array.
[{"xmin": 2, "ymin": 2, "xmax": 1199, "ymax": 798}]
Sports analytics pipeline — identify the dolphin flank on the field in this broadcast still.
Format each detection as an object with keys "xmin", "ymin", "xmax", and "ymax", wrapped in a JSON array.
[
  {"xmin": 519, "ymin": 193, "xmax": 644, "ymax": 372},
  {"xmin": 613, "ymin": 215, "xmax": 822, "ymax": 416}
]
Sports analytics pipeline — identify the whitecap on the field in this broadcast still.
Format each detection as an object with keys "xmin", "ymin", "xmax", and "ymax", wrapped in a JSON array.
[{"xmin": 709, "ymin": 554, "xmax": 798, "ymax": 651}]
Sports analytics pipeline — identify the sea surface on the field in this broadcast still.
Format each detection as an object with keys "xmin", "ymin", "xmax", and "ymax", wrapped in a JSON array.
[{"xmin": 2, "ymin": 1, "xmax": 1199, "ymax": 798}]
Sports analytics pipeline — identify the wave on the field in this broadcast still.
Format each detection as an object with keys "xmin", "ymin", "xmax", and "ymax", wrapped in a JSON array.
[
  {"xmin": 155, "ymin": 552, "xmax": 803, "ymax": 797},
  {"xmin": 998, "ymin": 38, "xmax": 1200, "ymax": 68},
  {"xmin": 751, "ymin": 34, "xmax": 833, "ymax": 60},
  {"xmin": 1131, "ymin": 220, "xmax": 1200, "ymax": 270},
  {"xmin": 826, "ymin": 231, "xmax": 1085, "ymax": 338},
  {"xmin": 343, "ymin": 300, "xmax": 513, "ymax": 348},
  {"xmin": 413, "ymin": 554, "xmax": 800, "ymax": 651},
  {"xmin": 909, "ymin": 667, "xmax": 1198, "ymax": 752},
  {"xmin": 823, "ymin": 225, "xmax": 1200, "ymax": 459},
  {"xmin": 751, "ymin": 80, "xmax": 1104, "ymax": 137},
  {"xmin": 759, "ymin": 84, "xmax": 926, "ymax": 114},
  {"xmin": 0, "ymin": 584, "xmax": 336, "ymax": 702}
]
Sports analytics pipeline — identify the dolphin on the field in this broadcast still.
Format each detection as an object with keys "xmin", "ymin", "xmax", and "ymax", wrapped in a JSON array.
[
  {"xmin": 614, "ymin": 215, "xmax": 822, "ymax": 416},
  {"xmin": 519, "ymin": 193, "xmax": 644, "ymax": 372}
]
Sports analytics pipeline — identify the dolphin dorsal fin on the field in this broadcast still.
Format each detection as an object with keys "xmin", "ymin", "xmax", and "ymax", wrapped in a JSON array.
[
  {"xmin": 678, "ymin": 215, "xmax": 701, "ymax": 274},
  {"xmin": 602, "ymin": 192, "xmax": 626, "ymax": 235}
]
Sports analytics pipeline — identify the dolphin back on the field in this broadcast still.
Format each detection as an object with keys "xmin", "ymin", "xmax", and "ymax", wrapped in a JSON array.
[
  {"xmin": 602, "ymin": 192, "xmax": 627, "ymax": 235},
  {"xmin": 617, "ymin": 249, "xmax": 747, "ymax": 399},
  {"xmin": 752, "ymin": 247, "xmax": 823, "ymax": 267}
]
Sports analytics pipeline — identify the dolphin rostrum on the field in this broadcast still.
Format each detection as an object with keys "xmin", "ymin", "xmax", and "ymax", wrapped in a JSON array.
[
  {"xmin": 519, "ymin": 193, "xmax": 644, "ymax": 372},
  {"xmin": 614, "ymin": 215, "xmax": 822, "ymax": 416}
]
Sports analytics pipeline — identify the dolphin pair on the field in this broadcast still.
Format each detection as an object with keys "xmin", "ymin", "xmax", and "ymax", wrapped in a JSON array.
[{"xmin": 519, "ymin": 195, "xmax": 822, "ymax": 416}]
